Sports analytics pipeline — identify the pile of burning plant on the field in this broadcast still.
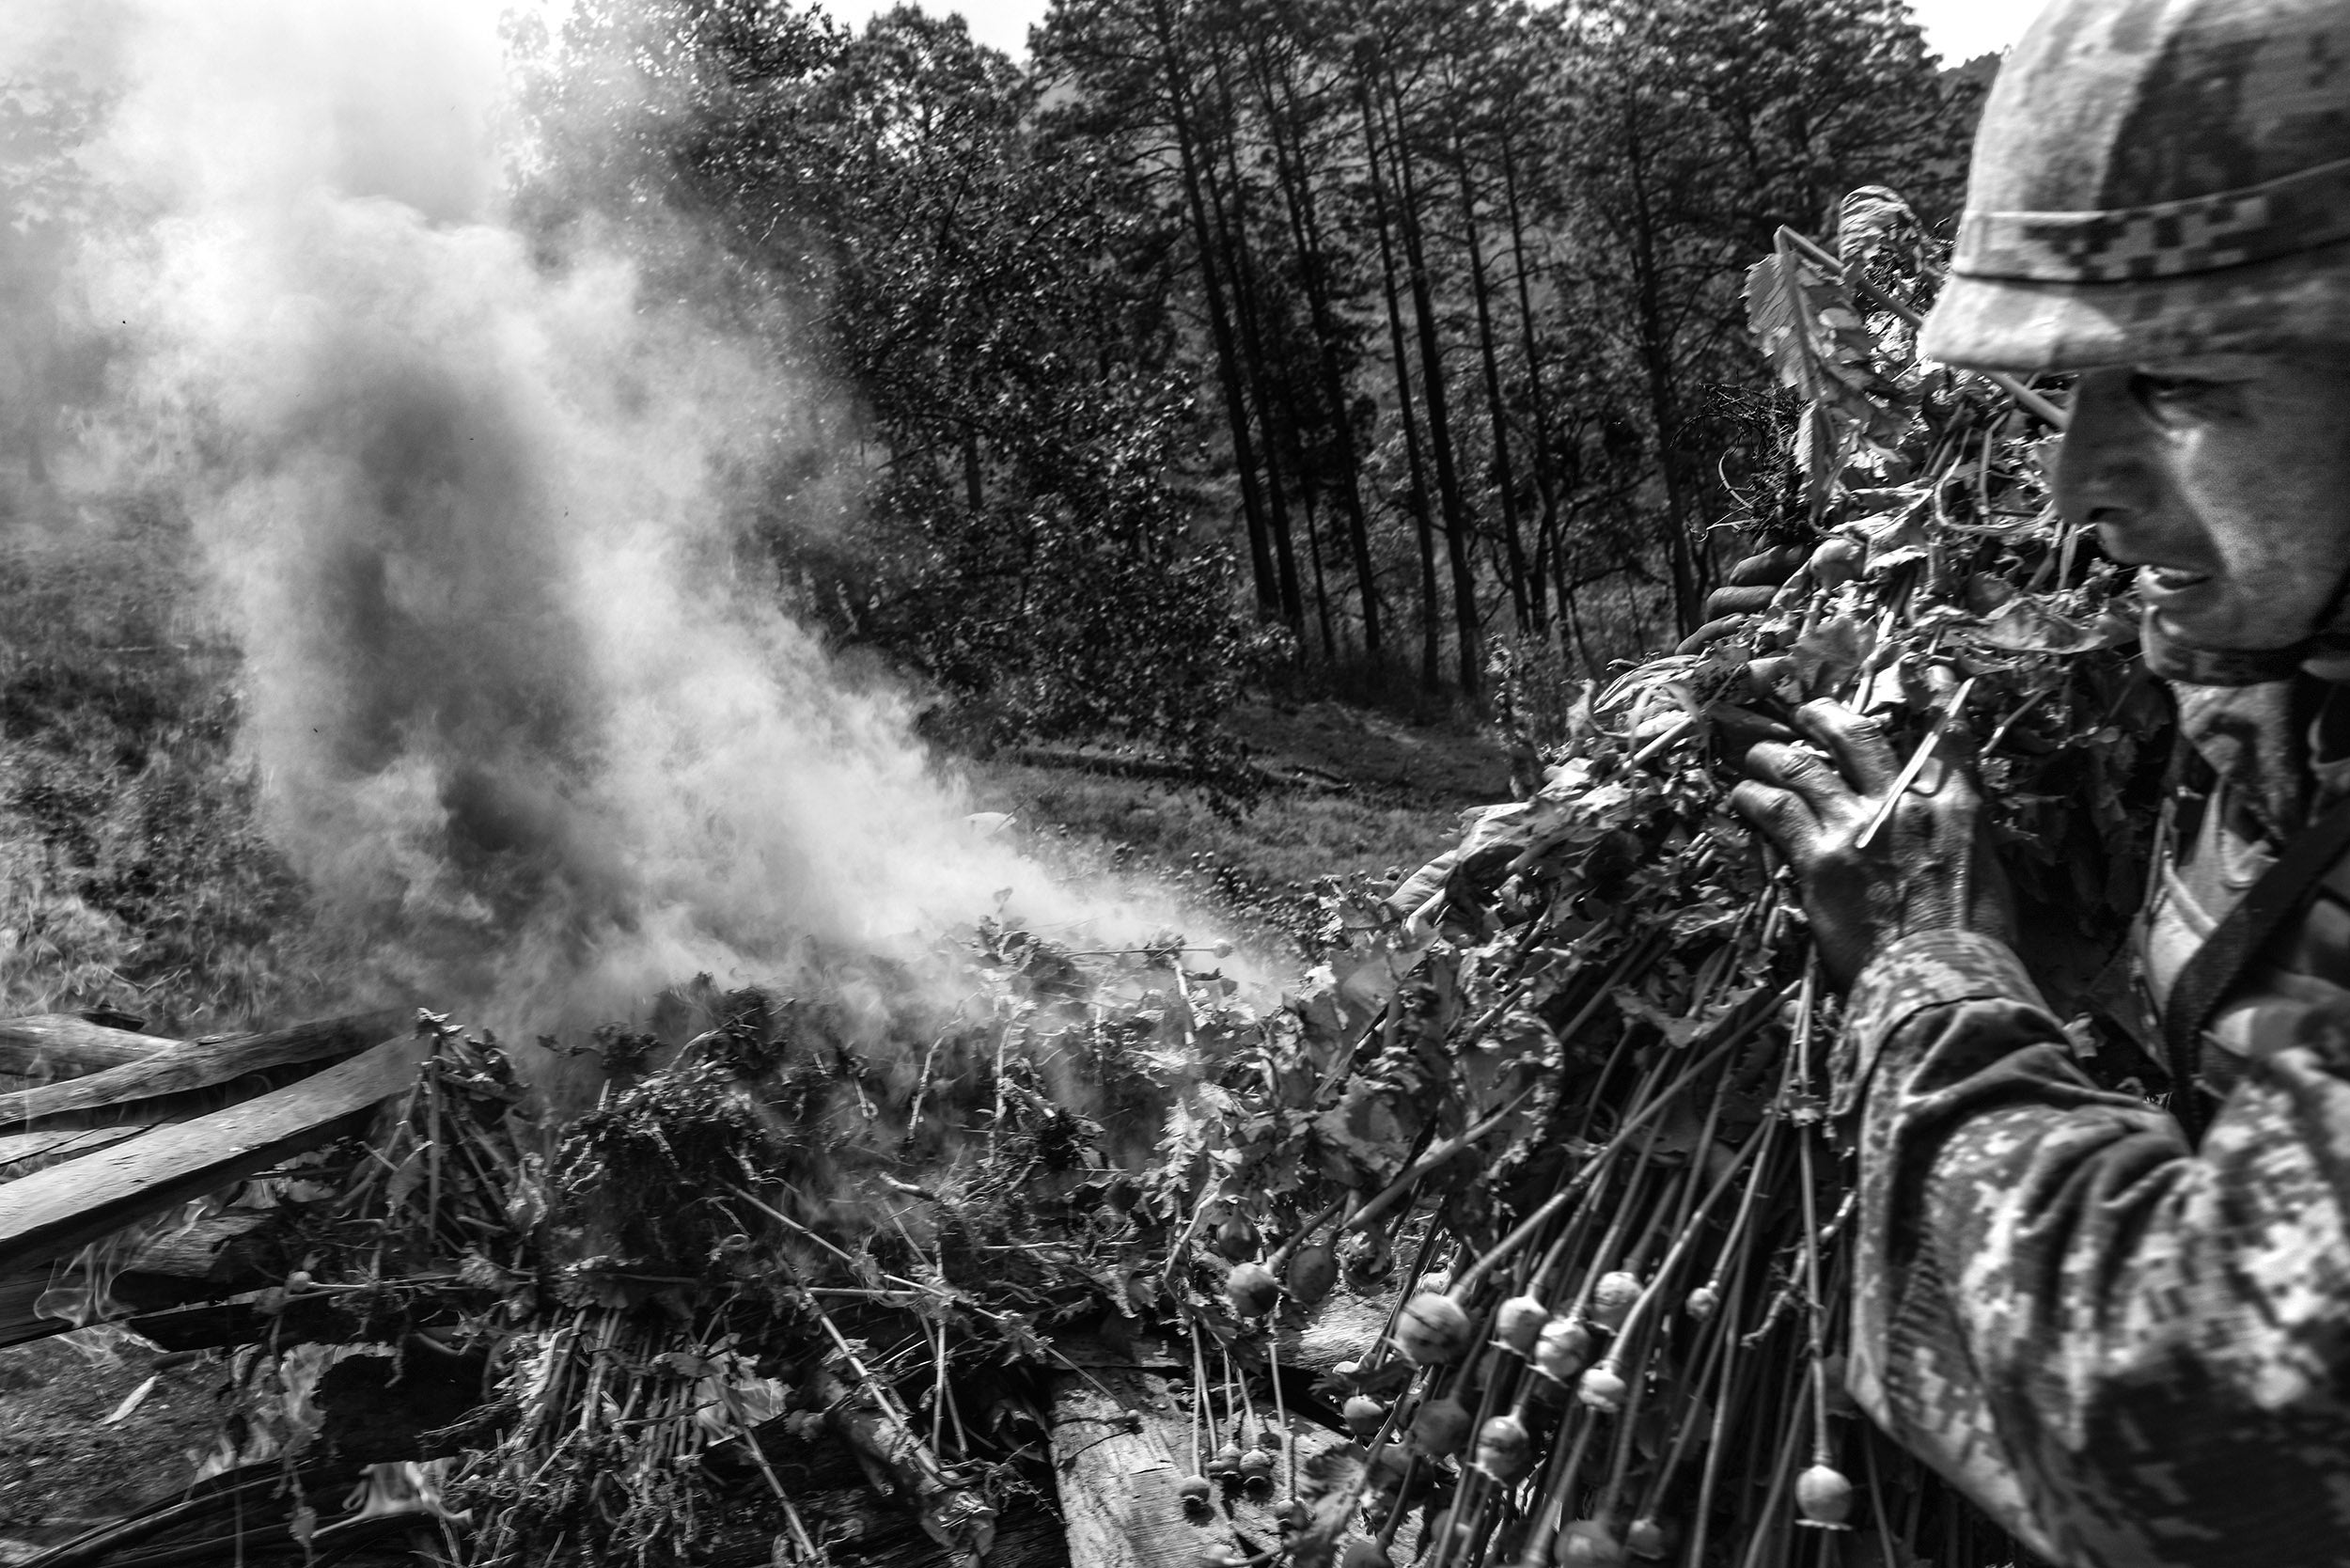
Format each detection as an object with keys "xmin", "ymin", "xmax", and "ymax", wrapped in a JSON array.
[{"xmin": 16, "ymin": 926, "xmax": 1266, "ymax": 1568}]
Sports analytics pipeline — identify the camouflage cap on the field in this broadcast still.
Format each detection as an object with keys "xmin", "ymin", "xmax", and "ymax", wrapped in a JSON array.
[{"xmin": 1922, "ymin": 0, "xmax": 2350, "ymax": 372}]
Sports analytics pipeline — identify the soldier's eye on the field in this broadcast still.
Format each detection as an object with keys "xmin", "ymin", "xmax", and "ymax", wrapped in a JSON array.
[
  {"xmin": 2128, "ymin": 371, "xmax": 2236, "ymax": 421},
  {"xmin": 2131, "ymin": 373, "xmax": 2211, "ymax": 402}
]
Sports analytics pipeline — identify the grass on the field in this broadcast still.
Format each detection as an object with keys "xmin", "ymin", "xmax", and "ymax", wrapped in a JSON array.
[
  {"xmin": 0, "ymin": 493, "xmax": 330, "ymax": 1034},
  {"xmin": 953, "ymin": 751, "xmax": 1484, "ymax": 959},
  {"xmin": 969, "ymin": 759, "xmax": 1462, "ymax": 880}
]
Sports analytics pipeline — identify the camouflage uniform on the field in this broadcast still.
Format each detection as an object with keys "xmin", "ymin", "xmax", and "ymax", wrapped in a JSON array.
[{"xmin": 1839, "ymin": 681, "xmax": 2350, "ymax": 1568}]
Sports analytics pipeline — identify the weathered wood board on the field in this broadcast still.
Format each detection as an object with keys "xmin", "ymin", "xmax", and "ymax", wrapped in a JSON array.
[
  {"xmin": 0, "ymin": 1008, "xmax": 409, "ymax": 1130},
  {"xmin": 1048, "ymin": 1306, "xmax": 1413, "ymax": 1568},
  {"xmin": 0, "ymin": 1032, "xmax": 423, "ymax": 1276},
  {"xmin": 0, "ymin": 1015, "xmax": 182, "ymax": 1083}
]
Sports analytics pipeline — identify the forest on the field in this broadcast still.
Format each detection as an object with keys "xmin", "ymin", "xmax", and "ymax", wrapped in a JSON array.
[{"xmin": 511, "ymin": 0, "xmax": 1990, "ymax": 756}]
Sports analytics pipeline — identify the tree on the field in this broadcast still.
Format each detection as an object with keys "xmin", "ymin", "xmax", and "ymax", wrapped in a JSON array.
[
  {"xmin": 1546, "ymin": 0, "xmax": 1977, "ymax": 631},
  {"xmin": 521, "ymin": 0, "xmax": 1275, "ymax": 761}
]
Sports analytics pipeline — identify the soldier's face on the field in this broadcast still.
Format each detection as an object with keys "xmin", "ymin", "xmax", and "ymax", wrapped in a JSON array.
[{"xmin": 2055, "ymin": 353, "xmax": 2350, "ymax": 656}]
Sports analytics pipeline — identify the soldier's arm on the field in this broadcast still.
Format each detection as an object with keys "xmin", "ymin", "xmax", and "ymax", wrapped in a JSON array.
[{"xmin": 1844, "ymin": 930, "xmax": 2350, "ymax": 1568}]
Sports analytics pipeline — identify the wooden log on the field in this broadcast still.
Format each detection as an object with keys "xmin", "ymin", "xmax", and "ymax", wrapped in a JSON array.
[
  {"xmin": 0, "ymin": 1206, "xmax": 279, "ymax": 1347},
  {"xmin": 1007, "ymin": 745, "xmax": 1355, "ymax": 795},
  {"xmin": 0, "ymin": 1032, "xmax": 425, "ymax": 1275},
  {"xmin": 0, "ymin": 1124, "xmax": 146, "ymax": 1177},
  {"xmin": 1047, "ymin": 1359, "xmax": 1365, "ymax": 1568},
  {"xmin": 1048, "ymin": 1367, "xmax": 1218, "ymax": 1568},
  {"xmin": 0, "ymin": 1008, "xmax": 409, "ymax": 1131},
  {"xmin": 813, "ymin": 1369, "xmax": 1002, "ymax": 1565},
  {"xmin": 0, "ymin": 1014, "xmax": 182, "ymax": 1081}
]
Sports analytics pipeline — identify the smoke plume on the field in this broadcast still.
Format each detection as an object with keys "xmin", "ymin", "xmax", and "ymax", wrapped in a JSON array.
[{"xmin": 11, "ymin": 0, "xmax": 1165, "ymax": 1037}]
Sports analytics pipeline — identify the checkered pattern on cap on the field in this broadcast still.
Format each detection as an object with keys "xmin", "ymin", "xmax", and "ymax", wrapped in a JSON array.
[{"xmin": 1954, "ymin": 156, "xmax": 2350, "ymax": 285}]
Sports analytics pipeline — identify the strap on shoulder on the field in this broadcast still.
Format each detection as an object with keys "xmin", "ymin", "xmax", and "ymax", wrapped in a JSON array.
[{"xmin": 2162, "ymin": 789, "xmax": 2350, "ymax": 1138}]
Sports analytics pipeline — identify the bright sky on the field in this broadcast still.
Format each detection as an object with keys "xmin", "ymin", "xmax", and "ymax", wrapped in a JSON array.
[
  {"xmin": 1906, "ymin": 0, "xmax": 2046, "ymax": 63},
  {"xmin": 824, "ymin": 0, "xmax": 2047, "ymax": 67}
]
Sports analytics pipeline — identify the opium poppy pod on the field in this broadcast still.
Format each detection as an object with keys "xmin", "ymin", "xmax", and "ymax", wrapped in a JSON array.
[
  {"xmin": 1285, "ymin": 1243, "xmax": 1339, "ymax": 1304},
  {"xmin": 1394, "ymin": 1293, "xmax": 1476, "ymax": 1365},
  {"xmin": 1493, "ymin": 1294, "xmax": 1547, "ymax": 1354},
  {"xmin": 1796, "ymin": 1464, "xmax": 1853, "ymax": 1527},
  {"xmin": 1589, "ymin": 1271, "xmax": 1640, "ymax": 1330},
  {"xmin": 1409, "ymin": 1395, "xmax": 1474, "ymax": 1458},
  {"xmin": 1534, "ymin": 1317, "xmax": 1593, "ymax": 1384},
  {"xmin": 1226, "ymin": 1262, "xmax": 1279, "ymax": 1318},
  {"xmin": 1474, "ymin": 1413, "xmax": 1533, "ymax": 1482},
  {"xmin": 1576, "ymin": 1363, "xmax": 1628, "ymax": 1413},
  {"xmin": 1554, "ymin": 1518, "xmax": 1625, "ymax": 1564}
]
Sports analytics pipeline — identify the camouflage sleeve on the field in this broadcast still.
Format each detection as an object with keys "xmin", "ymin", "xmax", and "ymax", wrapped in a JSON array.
[{"xmin": 1840, "ymin": 929, "xmax": 2350, "ymax": 1568}]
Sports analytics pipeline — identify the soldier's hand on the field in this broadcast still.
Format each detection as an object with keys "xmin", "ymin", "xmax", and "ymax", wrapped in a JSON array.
[{"xmin": 1729, "ymin": 698, "xmax": 2014, "ymax": 989}]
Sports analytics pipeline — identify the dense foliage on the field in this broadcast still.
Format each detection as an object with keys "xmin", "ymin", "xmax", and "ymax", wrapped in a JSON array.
[{"xmin": 515, "ymin": 1, "xmax": 1280, "ymax": 767}]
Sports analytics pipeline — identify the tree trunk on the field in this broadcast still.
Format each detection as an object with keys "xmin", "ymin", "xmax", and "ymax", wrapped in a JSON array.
[
  {"xmin": 1360, "ymin": 84, "xmax": 1443, "ymax": 692},
  {"xmin": 1500, "ymin": 132, "xmax": 1562, "ymax": 647},
  {"xmin": 1386, "ymin": 78, "xmax": 1481, "ymax": 698},
  {"xmin": 1616, "ymin": 112, "xmax": 1704, "ymax": 634},
  {"xmin": 1458, "ymin": 138, "xmax": 1534, "ymax": 637},
  {"xmin": 1300, "ymin": 486, "xmax": 1337, "ymax": 658},
  {"xmin": 1205, "ymin": 55, "xmax": 1305, "ymax": 635},
  {"xmin": 1148, "ymin": 0, "xmax": 1280, "ymax": 619},
  {"xmin": 1257, "ymin": 42, "xmax": 1385, "ymax": 664}
]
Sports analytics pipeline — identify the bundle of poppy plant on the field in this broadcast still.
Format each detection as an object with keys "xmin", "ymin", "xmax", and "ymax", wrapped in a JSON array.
[{"xmin": 1147, "ymin": 191, "xmax": 2170, "ymax": 1568}]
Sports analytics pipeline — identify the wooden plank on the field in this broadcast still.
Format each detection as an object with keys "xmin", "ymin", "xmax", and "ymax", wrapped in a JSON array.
[
  {"xmin": 1048, "ymin": 1361, "xmax": 1366, "ymax": 1568},
  {"xmin": 0, "ymin": 1210, "xmax": 275, "ymax": 1347},
  {"xmin": 0, "ymin": 1014, "xmax": 183, "ymax": 1080},
  {"xmin": 0, "ymin": 1033, "xmax": 424, "ymax": 1275},
  {"xmin": 0, "ymin": 1074, "xmax": 350, "ymax": 1141},
  {"xmin": 1049, "ymin": 1367, "xmax": 1215, "ymax": 1568},
  {"xmin": 0, "ymin": 1008, "xmax": 408, "ymax": 1131},
  {"xmin": 0, "ymin": 1124, "xmax": 146, "ymax": 1178}
]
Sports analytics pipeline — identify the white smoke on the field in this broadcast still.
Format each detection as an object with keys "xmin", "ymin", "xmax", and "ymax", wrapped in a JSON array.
[{"xmin": 19, "ymin": 0, "xmax": 1169, "ymax": 1036}]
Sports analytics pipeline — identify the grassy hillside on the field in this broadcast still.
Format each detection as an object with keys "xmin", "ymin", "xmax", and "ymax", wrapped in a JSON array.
[
  {"xmin": 0, "ymin": 494, "xmax": 329, "ymax": 1033},
  {"xmin": 960, "ymin": 705, "xmax": 1506, "ymax": 948}
]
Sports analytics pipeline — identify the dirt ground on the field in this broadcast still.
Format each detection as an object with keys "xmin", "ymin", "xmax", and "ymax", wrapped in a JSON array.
[
  {"xmin": 0, "ymin": 1333, "xmax": 225, "ymax": 1563},
  {"xmin": 1222, "ymin": 697, "xmax": 1514, "ymax": 808}
]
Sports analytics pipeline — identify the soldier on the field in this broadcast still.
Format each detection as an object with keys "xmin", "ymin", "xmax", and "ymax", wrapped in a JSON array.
[{"xmin": 1732, "ymin": 1, "xmax": 2350, "ymax": 1563}]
